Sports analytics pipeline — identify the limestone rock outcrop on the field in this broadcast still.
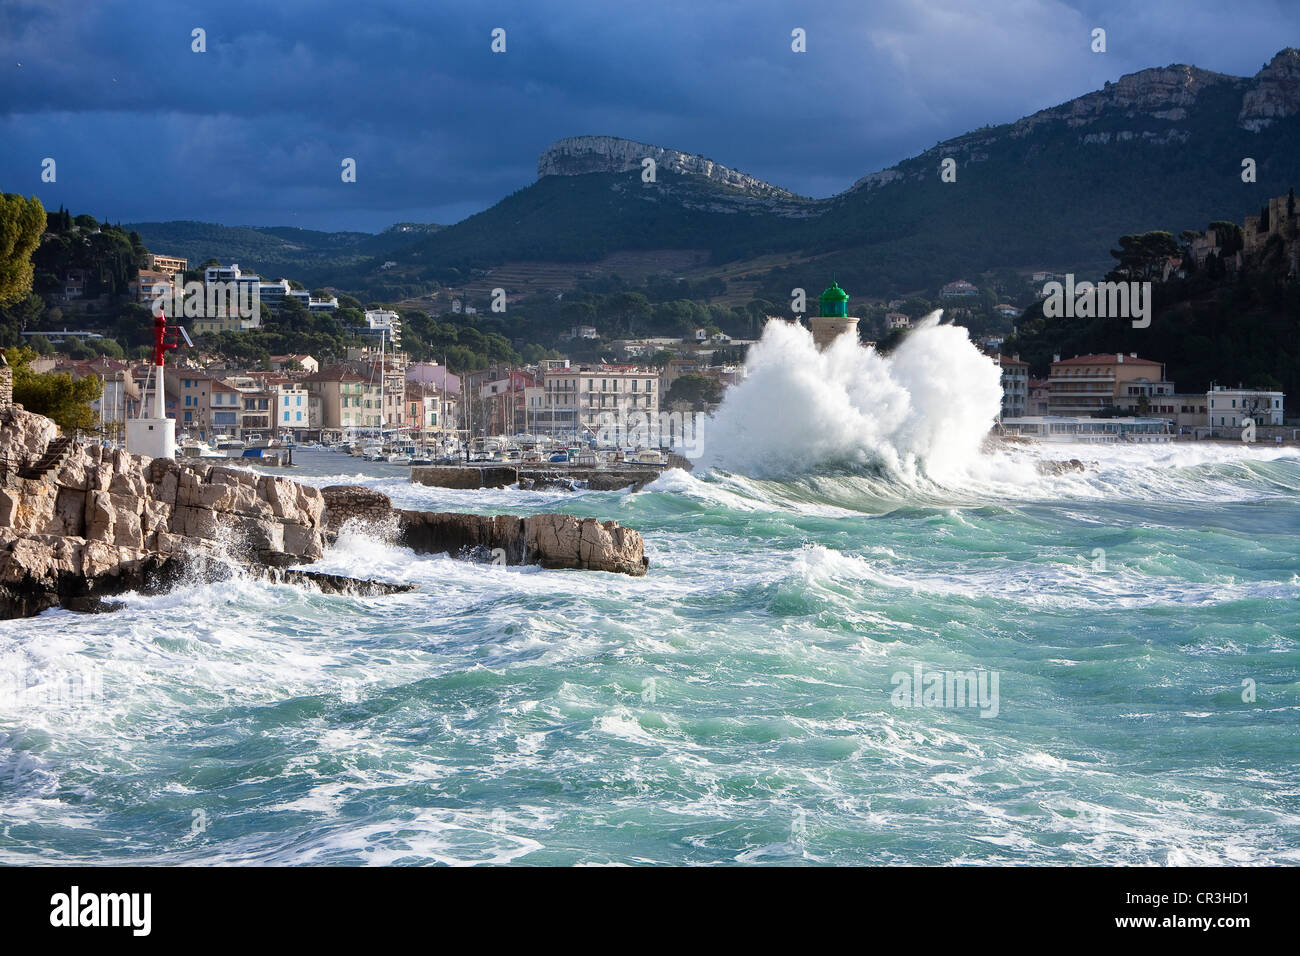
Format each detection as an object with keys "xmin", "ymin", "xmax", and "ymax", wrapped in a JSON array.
[
  {"xmin": 0, "ymin": 412, "xmax": 650, "ymax": 618},
  {"xmin": 322, "ymin": 484, "xmax": 649, "ymax": 576},
  {"xmin": 320, "ymin": 485, "xmax": 397, "ymax": 532},
  {"xmin": 0, "ymin": 404, "xmax": 57, "ymax": 474},
  {"xmin": 0, "ymin": 406, "xmax": 329, "ymax": 618},
  {"xmin": 398, "ymin": 510, "xmax": 649, "ymax": 577},
  {"xmin": 0, "ymin": 531, "xmax": 180, "ymax": 618},
  {"xmin": 1239, "ymin": 48, "xmax": 1300, "ymax": 131},
  {"xmin": 538, "ymin": 135, "xmax": 798, "ymax": 199}
]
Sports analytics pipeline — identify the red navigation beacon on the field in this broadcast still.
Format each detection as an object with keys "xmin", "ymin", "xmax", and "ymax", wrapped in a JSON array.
[{"xmin": 152, "ymin": 311, "xmax": 187, "ymax": 367}]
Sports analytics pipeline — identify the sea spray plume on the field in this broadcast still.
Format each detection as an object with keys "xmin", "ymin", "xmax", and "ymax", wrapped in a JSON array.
[{"xmin": 696, "ymin": 313, "xmax": 1003, "ymax": 479}]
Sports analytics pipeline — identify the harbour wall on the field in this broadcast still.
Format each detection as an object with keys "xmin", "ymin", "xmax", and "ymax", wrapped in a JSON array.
[{"xmin": 410, "ymin": 465, "xmax": 667, "ymax": 492}]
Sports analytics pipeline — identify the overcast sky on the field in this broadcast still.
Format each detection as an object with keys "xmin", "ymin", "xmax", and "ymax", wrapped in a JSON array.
[{"xmin": 1, "ymin": 0, "xmax": 1295, "ymax": 232}]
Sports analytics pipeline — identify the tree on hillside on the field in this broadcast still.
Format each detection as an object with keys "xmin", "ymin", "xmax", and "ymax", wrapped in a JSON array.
[
  {"xmin": 1007, "ymin": 221, "xmax": 1300, "ymax": 400},
  {"xmin": 1208, "ymin": 221, "xmax": 1244, "ymax": 256},
  {"xmin": 743, "ymin": 299, "xmax": 779, "ymax": 336},
  {"xmin": 1107, "ymin": 231, "xmax": 1179, "ymax": 282},
  {"xmin": 519, "ymin": 343, "xmax": 561, "ymax": 365},
  {"xmin": 3, "ymin": 346, "xmax": 102, "ymax": 433},
  {"xmin": 607, "ymin": 292, "xmax": 651, "ymax": 336},
  {"xmin": 114, "ymin": 303, "xmax": 155, "ymax": 349},
  {"xmin": 650, "ymin": 299, "xmax": 706, "ymax": 337},
  {"xmin": 127, "ymin": 230, "xmax": 150, "ymax": 270},
  {"xmin": 901, "ymin": 297, "xmax": 933, "ymax": 318},
  {"xmin": 665, "ymin": 373, "xmax": 721, "ymax": 410},
  {"xmin": 561, "ymin": 301, "xmax": 596, "ymax": 331},
  {"xmin": 0, "ymin": 291, "xmax": 44, "ymax": 346},
  {"xmin": 26, "ymin": 333, "xmax": 53, "ymax": 355},
  {"xmin": 0, "ymin": 194, "xmax": 47, "ymax": 308},
  {"xmin": 45, "ymin": 206, "xmax": 73, "ymax": 234}
]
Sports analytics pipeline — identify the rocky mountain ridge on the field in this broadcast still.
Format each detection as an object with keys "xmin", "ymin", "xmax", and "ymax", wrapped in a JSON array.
[
  {"xmin": 849, "ymin": 49, "xmax": 1300, "ymax": 192},
  {"xmin": 539, "ymin": 135, "xmax": 803, "ymax": 201},
  {"xmin": 130, "ymin": 49, "xmax": 1300, "ymax": 300}
]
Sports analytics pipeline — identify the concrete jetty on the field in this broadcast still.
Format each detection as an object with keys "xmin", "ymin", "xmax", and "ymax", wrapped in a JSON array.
[{"xmin": 410, "ymin": 464, "xmax": 668, "ymax": 492}]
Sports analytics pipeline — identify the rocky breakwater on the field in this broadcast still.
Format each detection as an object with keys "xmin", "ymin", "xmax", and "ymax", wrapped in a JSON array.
[
  {"xmin": 322, "ymin": 485, "xmax": 649, "ymax": 577},
  {"xmin": 0, "ymin": 405, "xmax": 409, "ymax": 619}
]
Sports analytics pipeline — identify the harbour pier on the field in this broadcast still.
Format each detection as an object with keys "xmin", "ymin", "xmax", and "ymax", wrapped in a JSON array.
[{"xmin": 410, "ymin": 463, "xmax": 669, "ymax": 492}]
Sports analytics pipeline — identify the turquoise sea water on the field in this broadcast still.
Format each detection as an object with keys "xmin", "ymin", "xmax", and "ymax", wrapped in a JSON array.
[{"xmin": 1, "ymin": 443, "xmax": 1298, "ymax": 865}]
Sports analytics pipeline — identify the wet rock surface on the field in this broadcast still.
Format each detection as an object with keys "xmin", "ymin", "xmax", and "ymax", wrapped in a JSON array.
[
  {"xmin": 322, "ymin": 484, "xmax": 649, "ymax": 576},
  {"xmin": 1036, "ymin": 458, "xmax": 1088, "ymax": 475},
  {"xmin": 0, "ymin": 409, "xmax": 649, "ymax": 619}
]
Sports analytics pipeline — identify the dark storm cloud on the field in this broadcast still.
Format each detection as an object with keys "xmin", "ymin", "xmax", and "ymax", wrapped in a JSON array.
[{"xmin": 1, "ymin": 0, "xmax": 1295, "ymax": 230}]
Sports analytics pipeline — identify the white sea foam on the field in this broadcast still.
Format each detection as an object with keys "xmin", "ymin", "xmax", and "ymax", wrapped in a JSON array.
[
  {"xmin": 2, "ymin": 346, "xmax": 1296, "ymax": 866},
  {"xmin": 673, "ymin": 314, "xmax": 1300, "ymax": 508},
  {"xmin": 698, "ymin": 314, "xmax": 1003, "ymax": 480}
]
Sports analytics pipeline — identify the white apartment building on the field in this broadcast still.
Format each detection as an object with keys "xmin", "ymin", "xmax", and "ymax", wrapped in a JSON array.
[
  {"xmin": 276, "ymin": 383, "xmax": 312, "ymax": 435},
  {"xmin": 997, "ymin": 355, "xmax": 1029, "ymax": 419},
  {"xmin": 540, "ymin": 364, "xmax": 660, "ymax": 435},
  {"xmin": 364, "ymin": 309, "xmax": 401, "ymax": 331},
  {"xmin": 203, "ymin": 264, "xmax": 337, "ymax": 314},
  {"xmin": 1206, "ymin": 386, "xmax": 1285, "ymax": 428}
]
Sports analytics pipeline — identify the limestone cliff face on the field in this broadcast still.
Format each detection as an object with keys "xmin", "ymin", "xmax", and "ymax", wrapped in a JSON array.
[
  {"xmin": 1239, "ymin": 48, "xmax": 1300, "ymax": 131},
  {"xmin": 1016, "ymin": 50, "xmax": 1300, "ymax": 136},
  {"xmin": 847, "ymin": 48, "xmax": 1300, "ymax": 193},
  {"xmin": 538, "ymin": 135, "xmax": 799, "ymax": 200},
  {"xmin": 1013, "ymin": 64, "xmax": 1236, "ymax": 136}
]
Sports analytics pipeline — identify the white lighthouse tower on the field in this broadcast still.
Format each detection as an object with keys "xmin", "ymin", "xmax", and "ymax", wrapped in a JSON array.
[{"xmin": 126, "ymin": 311, "xmax": 185, "ymax": 459}]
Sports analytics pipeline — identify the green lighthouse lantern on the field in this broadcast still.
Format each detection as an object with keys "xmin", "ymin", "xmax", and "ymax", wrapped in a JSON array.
[
  {"xmin": 809, "ymin": 280, "xmax": 859, "ymax": 350},
  {"xmin": 819, "ymin": 282, "xmax": 849, "ymax": 318}
]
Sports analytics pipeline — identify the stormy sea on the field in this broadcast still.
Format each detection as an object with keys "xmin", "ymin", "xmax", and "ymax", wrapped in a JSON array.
[{"xmin": 3, "ymin": 319, "xmax": 1297, "ymax": 865}]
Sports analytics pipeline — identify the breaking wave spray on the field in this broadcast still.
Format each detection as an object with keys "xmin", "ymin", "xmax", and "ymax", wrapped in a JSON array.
[{"xmin": 696, "ymin": 313, "xmax": 1004, "ymax": 480}]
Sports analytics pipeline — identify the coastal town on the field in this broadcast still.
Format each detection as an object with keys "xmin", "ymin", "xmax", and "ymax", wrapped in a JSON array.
[
  {"xmin": 6, "ymin": 182, "xmax": 1294, "ymax": 463},
  {"xmin": 18, "ymin": 253, "xmax": 746, "ymax": 461},
  {"xmin": 17, "ymin": 296, "xmax": 1292, "ymax": 459}
]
